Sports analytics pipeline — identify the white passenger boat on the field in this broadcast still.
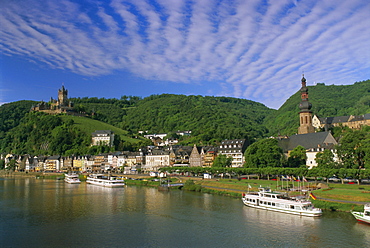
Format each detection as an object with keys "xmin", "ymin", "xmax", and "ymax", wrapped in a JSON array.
[
  {"xmin": 351, "ymin": 204, "xmax": 370, "ymax": 224},
  {"xmin": 86, "ymin": 174, "xmax": 125, "ymax": 187},
  {"xmin": 242, "ymin": 187, "xmax": 322, "ymax": 217},
  {"xmin": 64, "ymin": 173, "xmax": 81, "ymax": 184}
]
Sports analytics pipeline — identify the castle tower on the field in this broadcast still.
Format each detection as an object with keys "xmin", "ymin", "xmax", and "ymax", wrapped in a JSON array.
[
  {"xmin": 58, "ymin": 85, "xmax": 68, "ymax": 106},
  {"xmin": 298, "ymin": 75, "xmax": 315, "ymax": 134}
]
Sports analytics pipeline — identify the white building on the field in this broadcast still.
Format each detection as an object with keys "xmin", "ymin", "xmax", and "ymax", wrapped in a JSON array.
[
  {"xmin": 218, "ymin": 139, "xmax": 249, "ymax": 167},
  {"xmin": 91, "ymin": 130, "xmax": 114, "ymax": 147},
  {"xmin": 145, "ymin": 149, "xmax": 170, "ymax": 171}
]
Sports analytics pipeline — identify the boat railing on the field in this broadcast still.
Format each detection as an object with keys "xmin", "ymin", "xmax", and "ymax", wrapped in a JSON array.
[{"xmin": 258, "ymin": 187, "xmax": 272, "ymax": 193}]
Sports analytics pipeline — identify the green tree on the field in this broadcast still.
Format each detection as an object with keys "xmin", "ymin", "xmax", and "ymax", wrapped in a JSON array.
[
  {"xmin": 212, "ymin": 154, "xmax": 232, "ymax": 167},
  {"xmin": 244, "ymin": 138, "xmax": 284, "ymax": 168},
  {"xmin": 315, "ymin": 149, "xmax": 336, "ymax": 169},
  {"xmin": 0, "ymin": 159, "xmax": 5, "ymax": 169},
  {"xmin": 287, "ymin": 145, "xmax": 307, "ymax": 168},
  {"xmin": 336, "ymin": 129, "xmax": 367, "ymax": 169},
  {"xmin": 6, "ymin": 159, "xmax": 18, "ymax": 171}
]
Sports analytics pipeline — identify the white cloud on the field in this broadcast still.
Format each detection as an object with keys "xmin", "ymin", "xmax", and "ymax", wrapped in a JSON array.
[{"xmin": 0, "ymin": 0, "xmax": 369, "ymax": 108}]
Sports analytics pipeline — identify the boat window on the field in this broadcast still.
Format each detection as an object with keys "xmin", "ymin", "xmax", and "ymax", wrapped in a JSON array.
[
  {"xmin": 268, "ymin": 202, "xmax": 271, "ymax": 206},
  {"xmin": 290, "ymin": 205, "xmax": 294, "ymax": 209},
  {"xmin": 272, "ymin": 203, "xmax": 275, "ymax": 206},
  {"xmin": 365, "ymin": 212, "xmax": 370, "ymax": 216}
]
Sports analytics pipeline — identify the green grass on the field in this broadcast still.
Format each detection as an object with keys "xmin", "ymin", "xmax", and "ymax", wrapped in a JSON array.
[
  {"xmin": 312, "ymin": 200, "xmax": 363, "ymax": 212},
  {"xmin": 60, "ymin": 115, "xmax": 141, "ymax": 142},
  {"xmin": 196, "ymin": 178, "xmax": 370, "ymax": 211},
  {"xmin": 125, "ymin": 179, "xmax": 161, "ymax": 187},
  {"xmin": 315, "ymin": 187, "xmax": 370, "ymax": 202}
]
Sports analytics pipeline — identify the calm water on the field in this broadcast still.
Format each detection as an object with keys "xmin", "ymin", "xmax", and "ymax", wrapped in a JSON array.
[{"xmin": 1, "ymin": 177, "xmax": 370, "ymax": 248}]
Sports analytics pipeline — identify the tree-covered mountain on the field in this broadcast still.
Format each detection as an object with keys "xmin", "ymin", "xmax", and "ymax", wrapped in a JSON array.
[
  {"xmin": 121, "ymin": 94, "xmax": 273, "ymax": 144},
  {"xmin": 1, "ymin": 79, "xmax": 370, "ymax": 156},
  {"xmin": 264, "ymin": 79, "xmax": 370, "ymax": 136},
  {"xmin": 0, "ymin": 95, "xmax": 274, "ymax": 155},
  {"xmin": 70, "ymin": 94, "xmax": 274, "ymax": 144}
]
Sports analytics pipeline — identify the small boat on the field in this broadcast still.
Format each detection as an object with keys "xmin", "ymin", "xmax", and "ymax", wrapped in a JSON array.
[
  {"xmin": 351, "ymin": 204, "xmax": 370, "ymax": 224},
  {"xmin": 86, "ymin": 174, "xmax": 125, "ymax": 188},
  {"xmin": 242, "ymin": 187, "xmax": 322, "ymax": 217},
  {"xmin": 64, "ymin": 173, "xmax": 81, "ymax": 184}
]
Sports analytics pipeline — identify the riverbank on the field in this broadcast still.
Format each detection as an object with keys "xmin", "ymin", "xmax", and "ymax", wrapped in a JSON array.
[
  {"xmin": 2, "ymin": 171, "xmax": 368, "ymax": 212},
  {"xmin": 178, "ymin": 176, "xmax": 369, "ymax": 212}
]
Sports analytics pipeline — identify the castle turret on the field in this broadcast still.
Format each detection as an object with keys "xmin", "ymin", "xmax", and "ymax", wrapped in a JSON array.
[
  {"xmin": 298, "ymin": 75, "xmax": 315, "ymax": 134},
  {"xmin": 58, "ymin": 85, "xmax": 68, "ymax": 106}
]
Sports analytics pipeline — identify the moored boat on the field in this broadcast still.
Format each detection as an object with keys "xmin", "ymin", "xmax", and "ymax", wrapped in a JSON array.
[
  {"xmin": 86, "ymin": 174, "xmax": 125, "ymax": 187},
  {"xmin": 64, "ymin": 173, "xmax": 81, "ymax": 184},
  {"xmin": 351, "ymin": 204, "xmax": 370, "ymax": 224},
  {"xmin": 242, "ymin": 187, "xmax": 322, "ymax": 217}
]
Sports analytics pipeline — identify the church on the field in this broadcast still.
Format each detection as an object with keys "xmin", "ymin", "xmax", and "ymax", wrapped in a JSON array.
[
  {"xmin": 31, "ymin": 85, "xmax": 74, "ymax": 114},
  {"xmin": 278, "ymin": 75, "xmax": 338, "ymax": 169}
]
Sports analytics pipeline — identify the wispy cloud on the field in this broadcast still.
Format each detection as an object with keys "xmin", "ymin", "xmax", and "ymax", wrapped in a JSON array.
[{"xmin": 1, "ymin": 0, "xmax": 369, "ymax": 108}]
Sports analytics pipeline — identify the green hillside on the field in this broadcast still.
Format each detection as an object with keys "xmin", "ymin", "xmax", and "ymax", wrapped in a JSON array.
[
  {"xmin": 59, "ymin": 115, "xmax": 137, "ymax": 142},
  {"xmin": 264, "ymin": 79, "xmax": 370, "ymax": 136},
  {"xmin": 1, "ymin": 79, "xmax": 369, "ymax": 156},
  {"xmin": 71, "ymin": 94, "xmax": 275, "ymax": 144},
  {"xmin": 121, "ymin": 94, "xmax": 274, "ymax": 144},
  {"xmin": 0, "ymin": 111, "xmax": 146, "ymax": 156}
]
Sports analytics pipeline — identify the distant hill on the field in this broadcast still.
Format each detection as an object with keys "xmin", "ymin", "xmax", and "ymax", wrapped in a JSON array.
[
  {"xmin": 264, "ymin": 79, "xmax": 370, "ymax": 136},
  {"xmin": 1, "ymin": 79, "xmax": 369, "ymax": 155},
  {"xmin": 0, "ymin": 100, "xmax": 37, "ymax": 134},
  {"xmin": 120, "ymin": 94, "xmax": 274, "ymax": 144},
  {"xmin": 71, "ymin": 94, "xmax": 275, "ymax": 144}
]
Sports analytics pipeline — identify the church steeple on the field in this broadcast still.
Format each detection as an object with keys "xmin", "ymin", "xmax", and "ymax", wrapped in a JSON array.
[{"xmin": 298, "ymin": 75, "xmax": 315, "ymax": 134}]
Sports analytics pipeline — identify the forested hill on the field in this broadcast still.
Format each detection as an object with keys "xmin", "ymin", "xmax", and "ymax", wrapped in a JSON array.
[
  {"xmin": 1, "ymin": 79, "xmax": 370, "ymax": 156},
  {"xmin": 264, "ymin": 79, "xmax": 370, "ymax": 136},
  {"xmin": 72, "ymin": 94, "xmax": 275, "ymax": 144},
  {"xmin": 0, "ymin": 95, "xmax": 274, "ymax": 155},
  {"xmin": 121, "ymin": 94, "xmax": 273, "ymax": 143}
]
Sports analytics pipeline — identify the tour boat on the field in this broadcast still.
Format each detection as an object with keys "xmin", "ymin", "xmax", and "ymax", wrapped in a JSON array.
[
  {"xmin": 64, "ymin": 173, "xmax": 81, "ymax": 184},
  {"xmin": 242, "ymin": 187, "xmax": 322, "ymax": 217},
  {"xmin": 351, "ymin": 204, "xmax": 370, "ymax": 224},
  {"xmin": 86, "ymin": 174, "xmax": 125, "ymax": 187}
]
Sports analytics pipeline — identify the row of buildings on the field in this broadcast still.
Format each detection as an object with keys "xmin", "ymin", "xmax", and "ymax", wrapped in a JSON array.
[{"xmin": 2, "ymin": 139, "xmax": 248, "ymax": 173}]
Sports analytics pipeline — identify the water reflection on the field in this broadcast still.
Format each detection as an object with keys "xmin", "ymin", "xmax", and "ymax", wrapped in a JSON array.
[{"xmin": 1, "ymin": 178, "xmax": 370, "ymax": 248}]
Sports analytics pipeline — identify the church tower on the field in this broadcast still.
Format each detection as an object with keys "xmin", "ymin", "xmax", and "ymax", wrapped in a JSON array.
[
  {"xmin": 298, "ymin": 75, "xmax": 315, "ymax": 134},
  {"xmin": 58, "ymin": 85, "xmax": 68, "ymax": 106}
]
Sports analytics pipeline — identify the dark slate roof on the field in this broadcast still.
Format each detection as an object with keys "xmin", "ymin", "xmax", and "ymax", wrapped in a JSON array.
[
  {"xmin": 47, "ymin": 155, "xmax": 61, "ymax": 160},
  {"xmin": 320, "ymin": 116, "xmax": 351, "ymax": 124},
  {"xmin": 220, "ymin": 139, "xmax": 247, "ymax": 145},
  {"xmin": 92, "ymin": 130, "xmax": 113, "ymax": 136},
  {"xmin": 319, "ymin": 113, "xmax": 370, "ymax": 124},
  {"xmin": 278, "ymin": 132, "xmax": 337, "ymax": 152},
  {"xmin": 150, "ymin": 149, "xmax": 170, "ymax": 155}
]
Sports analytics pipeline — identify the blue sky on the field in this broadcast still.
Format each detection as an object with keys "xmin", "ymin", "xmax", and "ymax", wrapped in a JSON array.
[{"xmin": 1, "ymin": 0, "xmax": 369, "ymax": 109}]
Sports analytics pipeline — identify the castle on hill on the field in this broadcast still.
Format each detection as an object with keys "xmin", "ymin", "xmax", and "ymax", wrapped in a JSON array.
[{"xmin": 31, "ymin": 85, "xmax": 74, "ymax": 114}]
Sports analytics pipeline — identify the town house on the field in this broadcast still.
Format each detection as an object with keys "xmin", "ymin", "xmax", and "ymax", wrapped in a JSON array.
[{"xmin": 218, "ymin": 139, "xmax": 249, "ymax": 167}]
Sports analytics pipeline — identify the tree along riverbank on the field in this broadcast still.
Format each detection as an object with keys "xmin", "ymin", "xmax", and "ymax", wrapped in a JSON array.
[{"xmin": 2, "ymin": 171, "xmax": 368, "ymax": 212}]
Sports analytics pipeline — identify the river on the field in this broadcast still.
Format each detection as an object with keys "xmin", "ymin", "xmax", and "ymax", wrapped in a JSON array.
[{"xmin": 1, "ymin": 177, "xmax": 369, "ymax": 248}]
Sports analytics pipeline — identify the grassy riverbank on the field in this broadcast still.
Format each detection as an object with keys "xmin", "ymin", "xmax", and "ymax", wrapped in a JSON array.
[{"xmin": 196, "ymin": 178, "xmax": 370, "ymax": 212}]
